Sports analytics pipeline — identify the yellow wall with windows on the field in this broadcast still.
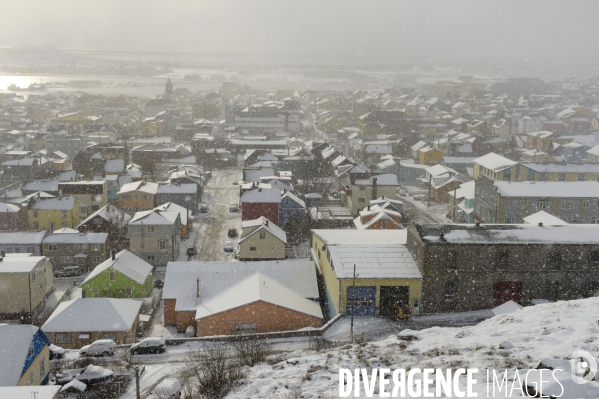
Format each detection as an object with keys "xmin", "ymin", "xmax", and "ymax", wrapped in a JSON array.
[
  {"xmin": 311, "ymin": 233, "xmax": 422, "ymax": 316},
  {"xmin": 348, "ymin": 185, "xmax": 397, "ymax": 216},
  {"xmin": 28, "ymin": 206, "xmax": 80, "ymax": 231},
  {"xmin": 17, "ymin": 346, "xmax": 49, "ymax": 386}
]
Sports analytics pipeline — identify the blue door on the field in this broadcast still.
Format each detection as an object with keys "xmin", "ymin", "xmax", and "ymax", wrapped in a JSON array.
[{"xmin": 346, "ymin": 286, "xmax": 376, "ymax": 316}]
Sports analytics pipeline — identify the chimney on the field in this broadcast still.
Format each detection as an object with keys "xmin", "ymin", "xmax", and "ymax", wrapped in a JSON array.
[
  {"xmin": 196, "ymin": 278, "xmax": 200, "ymax": 297},
  {"xmin": 372, "ymin": 177, "xmax": 378, "ymax": 200},
  {"xmin": 111, "ymin": 249, "xmax": 116, "ymax": 260},
  {"xmin": 538, "ymin": 222, "xmax": 543, "ymax": 227},
  {"xmin": 265, "ymin": 219, "xmax": 269, "ymax": 226},
  {"xmin": 367, "ymin": 204, "xmax": 370, "ymax": 211}
]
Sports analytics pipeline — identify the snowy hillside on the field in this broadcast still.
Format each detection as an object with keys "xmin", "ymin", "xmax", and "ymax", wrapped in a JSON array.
[{"xmin": 226, "ymin": 297, "xmax": 599, "ymax": 398}]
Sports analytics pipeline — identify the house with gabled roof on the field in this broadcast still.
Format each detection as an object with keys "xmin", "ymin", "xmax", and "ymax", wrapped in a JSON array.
[
  {"xmin": 238, "ymin": 217, "xmax": 287, "ymax": 260},
  {"xmin": 128, "ymin": 209, "xmax": 180, "ymax": 266},
  {"xmin": 278, "ymin": 190, "xmax": 306, "ymax": 227},
  {"xmin": 0, "ymin": 325, "xmax": 51, "ymax": 386},
  {"xmin": 41, "ymin": 298, "xmax": 142, "ymax": 348},
  {"xmin": 354, "ymin": 204, "xmax": 403, "ymax": 230},
  {"xmin": 81, "ymin": 249, "xmax": 153, "ymax": 299}
]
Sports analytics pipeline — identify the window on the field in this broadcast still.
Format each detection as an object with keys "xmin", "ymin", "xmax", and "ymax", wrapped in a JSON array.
[
  {"xmin": 27, "ymin": 247, "xmax": 34, "ymax": 253},
  {"xmin": 505, "ymin": 218, "xmax": 513, "ymax": 224},
  {"xmin": 94, "ymin": 217, "xmax": 103, "ymax": 225},
  {"xmin": 250, "ymin": 246, "xmax": 257, "ymax": 251},
  {"xmin": 159, "ymin": 240, "xmax": 166, "ymax": 250},
  {"xmin": 446, "ymin": 251, "xmax": 457, "ymax": 270},
  {"xmin": 60, "ymin": 256, "xmax": 73, "ymax": 264},
  {"xmin": 578, "ymin": 173, "xmax": 585, "ymax": 181},
  {"xmin": 15, "ymin": 247, "xmax": 20, "ymax": 253},
  {"xmin": 55, "ymin": 333, "xmax": 71, "ymax": 343},
  {"xmin": 536, "ymin": 200, "xmax": 549, "ymax": 210},
  {"xmin": 101, "ymin": 333, "xmax": 116, "ymax": 340},
  {"xmin": 126, "ymin": 287, "xmax": 132, "ymax": 297},
  {"xmin": 548, "ymin": 249, "xmax": 563, "ymax": 271},
  {"xmin": 33, "ymin": 210, "xmax": 38, "ymax": 218},
  {"xmin": 590, "ymin": 251, "xmax": 599, "ymax": 263},
  {"xmin": 147, "ymin": 226, "xmax": 155, "ymax": 232},
  {"xmin": 76, "ymin": 258, "xmax": 85, "ymax": 265},
  {"xmin": 40, "ymin": 358, "xmax": 45, "ymax": 380},
  {"xmin": 61, "ymin": 210, "xmax": 67, "ymax": 218},
  {"xmin": 91, "ymin": 243, "xmax": 101, "ymax": 251},
  {"xmin": 49, "ymin": 222, "xmax": 55, "ymax": 230},
  {"xmin": 560, "ymin": 199, "xmax": 574, "ymax": 209},
  {"xmin": 259, "ymin": 232, "xmax": 266, "ymax": 239},
  {"xmin": 29, "ymin": 342, "xmax": 34, "ymax": 357},
  {"xmin": 520, "ymin": 200, "xmax": 527, "ymax": 207},
  {"xmin": 592, "ymin": 217, "xmax": 599, "ymax": 224},
  {"xmin": 558, "ymin": 173, "xmax": 565, "ymax": 182},
  {"xmin": 33, "ymin": 222, "xmax": 39, "ymax": 229},
  {"xmin": 147, "ymin": 255, "xmax": 155, "ymax": 261},
  {"xmin": 92, "ymin": 255, "xmax": 102, "ymax": 263},
  {"xmin": 381, "ymin": 220, "xmax": 388, "ymax": 229},
  {"xmin": 91, "ymin": 205, "xmax": 99, "ymax": 212},
  {"xmin": 583, "ymin": 200, "xmax": 591, "ymax": 209},
  {"xmin": 358, "ymin": 197, "xmax": 365, "ymax": 203},
  {"xmin": 234, "ymin": 323, "xmax": 257, "ymax": 334},
  {"xmin": 80, "ymin": 207, "xmax": 86, "ymax": 214},
  {"xmin": 571, "ymin": 216, "xmax": 583, "ymax": 224},
  {"xmin": 109, "ymin": 271, "xmax": 115, "ymax": 281},
  {"xmin": 445, "ymin": 282, "xmax": 455, "ymax": 300},
  {"xmin": 359, "ymin": 186, "xmax": 366, "ymax": 191},
  {"xmin": 496, "ymin": 250, "xmax": 509, "ymax": 269}
]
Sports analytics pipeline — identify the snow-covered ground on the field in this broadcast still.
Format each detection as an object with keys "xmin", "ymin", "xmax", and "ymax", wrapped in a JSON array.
[{"xmin": 225, "ymin": 297, "xmax": 599, "ymax": 398}]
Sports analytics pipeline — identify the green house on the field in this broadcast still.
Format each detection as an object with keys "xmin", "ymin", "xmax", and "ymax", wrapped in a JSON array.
[{"xmin": 82, "ymin": 249, "xmax": 153, "ymax": 298}]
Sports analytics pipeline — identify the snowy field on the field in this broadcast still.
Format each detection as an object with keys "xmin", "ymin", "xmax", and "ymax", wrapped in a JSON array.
[{"xmin": 224, "ymin": 297, "xmax": 599, "ymax": 398}]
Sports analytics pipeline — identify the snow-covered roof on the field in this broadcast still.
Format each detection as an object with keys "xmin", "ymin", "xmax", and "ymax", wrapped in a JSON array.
[
  {"xmin": 523, "ymin": 211, "xmax": 568, "ymax": 226},
  {"xmin": 240, "ymin": 188, "xmax": 281, "ymax": 203},
  {"xmin": 77, "ymin": 204, "xmax": 131, "ymax": 228},
  {"xmin": 311, "ymin": 229, "xmax": 406, "ymax": 245},
  {"xmin": 281, "ymin": 191, "xmax": 305, "ymax": 208},
  {"xmin": 117, "ymin": 181, "xmax": 158, "ymax": 195},
  {"xmin": 163, "ymin": 260, "xmax": 319, "ymax": 311},
  {"xmin": 42, "ymin": 298, "xmax": 142, "ymax": 332},
  {"xmin": 473, "ymin": 152, "xmax": 518, "ymax": 172},
  {"xmin": 521, "ymin": 162, "xmax": 599, "ymax": 173},
  {"xmin": 82, "ymin": 250, "xmax": 152, "ymax": 285},
  {"xmin": 195, "ymin": 273, "xmax": 322, "ymax": 320},
  {"xmin": 417, "ymin": 223, "xmax": 599, "ymax": 245},
  {"xmin": 43, "ymin": 231, "xmax": 108, "ymax": 244},
  {"xmin": 411, "ymin": 140, "xmax": 427, "ymax": 151},
  {"xmin": 354, "ymin": 211, "xmax": 403, "ymax": 230},
  {"xmin": 494, "ymin": 180, "xmax": 599, "ymax": 198},
  {"xmin": 0, "ymin": 386, "xmax": 60, "ymax": 399},
  {"xmin": 23, "ymin": 180, "xmax": 59, "ymax": 192},
  {"xmin": 0, "ymin": 256, "xmax": 47, "ymax": 273},
  {"xmin": 354, "ymin": 173, "xmax": 399, "ymax": 186},
  {"xmin": 0, "ymin": 325, "xmax": 45, "ymax": 386},
  {"xmin": 104, "ymin": 159, "xmax": 124, "ymax": 172},
  {"xmin": 240, "ymin": 217, "xmax": 287, "ymax": 244},
  {"xmin": 157, "ymin": 183, "xmax": 197, "ymax": 194},
  {"xmin": 129, "ymin": 210, "xmax": 178, "ymax": 225},
  {"xmin": 0, "ymin": 230, "xmax": 46, "ymax": 245},
  {"xmin": 154, "ymin": 202, "xmax": 188, "ymax": 225},
  {"xmin": 587, "ymin": 144, "xmax": 599, "ymax": 156},
  {"xmin": 328, "ymin": 245, "xmax": 421, "ymax": 279},
  {"xmin": 30, "ymin": 196, "xmax": 75, "ymax": 210}
]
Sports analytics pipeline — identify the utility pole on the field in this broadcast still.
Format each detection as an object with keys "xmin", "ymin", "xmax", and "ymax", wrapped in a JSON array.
[
  {"xmin": 349, "ymin": 264, "xmax": 356, "ymax": 344},
  {"xmin": 452, "ymin": 184, "xmax": 458, "ymax": 222},
  {"xmin": 427, "ymin": 173, "xmax": 432, "ymax": 207},
  {"xmin": 135, "ymin": 365, "xmax": 141, "ymax": 399}
]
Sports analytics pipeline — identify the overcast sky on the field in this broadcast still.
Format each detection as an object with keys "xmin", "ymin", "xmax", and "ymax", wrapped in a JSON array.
[{"xmin": 3, "ymin": 1, "xmax": 598, "ymax": 63}]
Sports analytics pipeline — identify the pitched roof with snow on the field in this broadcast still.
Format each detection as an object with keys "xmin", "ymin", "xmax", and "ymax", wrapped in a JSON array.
[
  {"xmin": 82, "ymin": 250, "xmax": 152, "ymax": 285},
  {"xmin": 473, "ymin": 152, "xmax": 518, "ymax": 172},
  {"xmin": 240, "ymin": 188, "xmax": 281, "ymax": 203},
  {"xmin": 43, "ymin": 231, "xmax": 108, "ymax": 244},
  {"xmin": 311, "ymin": 229, "xmax": 406, "ymax": 245},
  {"xmin": 240, "ymin": 217, "xmax": 287, "ymax": 244},
  {"xmin": 0, "ymin": 325, "xmax": 47, "ymax": 386},
  {"xmin": 0, "ymin": 230, "xmax": 46, "ymax": 245},
  {"xmin": 195, "ymin": 273, "xmax": 322, "ymax": 320},
  {"xmin": 523, "ymin": 211, "xmax": 568, "ymax": 226},
  {"xmin": 129, "ymin": 210, "xmax": 179, "ymax": 225},
  {"xmin": 494, "ymin": 180, "xmax": 599, "ymax": 198},
  {"xmin": 30, "ymin": 196, "xmax": 75, "ymax": 210},
  {"xmin": 41, "ymin": 298, "xmax": 142, "ymax": 332},
  {"xmin": 77, "ymin": 204, "xmax": 131, "ymax": 228},
  {"xmin": 117, "ymin": 181, "xmax": 158, "ymax": 195},
  {"xmin": 281, "ymin": 191, "xmax": 305, "ymax": 208},
  {"xmin": 327, "ymin": 245, "xmax": 421, "ymax": 279}
]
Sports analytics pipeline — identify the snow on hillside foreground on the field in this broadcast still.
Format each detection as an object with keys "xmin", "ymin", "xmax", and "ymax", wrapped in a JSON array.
[{"xmin": 226, "ymin": 297, "xmax": 599, "ymax": 398}]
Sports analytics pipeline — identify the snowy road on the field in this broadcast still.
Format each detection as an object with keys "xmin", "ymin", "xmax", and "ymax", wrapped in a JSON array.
[{"xmin": 191, "ymin": 169, "xmax": 242, "ymax": 262}]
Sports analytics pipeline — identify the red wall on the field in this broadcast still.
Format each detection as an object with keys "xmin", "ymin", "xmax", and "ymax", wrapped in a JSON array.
[{"xmin": 241, "ymin": 203, "xmax": 279, "ymax": 225}]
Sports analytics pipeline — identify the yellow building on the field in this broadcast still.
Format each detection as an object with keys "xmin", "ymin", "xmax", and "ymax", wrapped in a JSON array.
[
  {"xmin": 472, "ymin": 152, "xmax": 519, "ymax": 181},
  {"xmin": 0, "ymin": 325, "xmax": 51, "ymax": 386},
  {"xmin": 0, "ymin": 256, "xmax": 54, "ymax": 321},
  {"xmin": 517, "ymin": 163, "xmax": 599, "ymax": 182},
  {"xmin": 28, "ymin": 196, "xmax": 80, "ymax": 231},
  {"xmin": 418, "ymin": 146, "xmax": 444, "ymax": 166},
  {"xmin": 311, "ymin": 230, "xmax": 422, "ymax": 318},
  {"xmin": 347, "ymin": 174, "xmax": 398, "ymax": 216},
  {"xmin": 238, "ymin": 217, "xmax": 287, "ymax": 260}
]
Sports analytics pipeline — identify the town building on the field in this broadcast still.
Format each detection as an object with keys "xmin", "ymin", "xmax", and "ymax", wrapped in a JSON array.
[
  {"xmin": 41, "ymin": 298, "xmax": 142, "ymax": 349},
  {"xmin": 117, "ymin": 181, "xmax": 158, "ymax": 214},
  {"xmin": 81, "ymin": 250, "xmax": 153, "ymax": 298},
  {"xmin": 407, "ymin": 223, "xmax": 599, "ymax": 314},
  {"xmin": 346, "ymin": 174, "xmax": 399, "ymax": 216},
  {"xmin": 0, "ymin": 325, "xmax": 51, "ymax": 386},
  {"xmin": 240, "ymin": 188, "xmax": 280, "ymax": 225},
  {"xmin": 42, "ymin": 228, "xmax": 109, "ymax": 273},
  {"xmin": 238, "ymin": 217, "xmax": 287, "ymax": 260},
  {"xmin": 0, "ymin": 230, "xmax": 47, "ymax": 256},
  {"xmin": 128, "ymin": 209, "xmax": 181, "ymax": 267},
  {"xmin": 28, "ymin": 196, "xmax": 80, "ymax": 231}
]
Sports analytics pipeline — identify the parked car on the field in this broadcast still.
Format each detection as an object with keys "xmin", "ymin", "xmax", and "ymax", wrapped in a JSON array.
[
  {"xmin": 224, "ymin": 241, "xmax": 234, "ymax": 252},
  {"xmin": 232, "ymin": 180, "xmax": 238, "ymax": 185},
  {"xmin": 54, "ymin": 266, "xmax": 82, "ymax": 278},
  {"xmin": 199, "ymin": 203, "xmax": 209, "ymax": 213},
  {"xmin": 79, "ymin": 339, "xmax": 116, "ymax": 357},
  {"xmin": 56, "ymin": 364, "xmax": 114, "ymax": 386},
  {"xmin": 130, "ymin": 337, "xmax": 166, "ymax": 355},
  {"xmin": 229, "ymin": 203, "xmax": 238, "ymax": 212},
  {"xmin": 399, "ymin": 189, "xmax": 407, "ymax": 196},
  {"xmin": 227, "ymin": 228, "xmax": 237, "ymax": 238},
  {"xmin": 49, "ymin": 344, "xmax": 66, "ymax": 360},
  {"xmin": 186, "ymin": 246, "xmax": 197, "ymax": 256},
  {"xmin": 151, "ymin": 378, "xmax": 182, "ymax": 399}
]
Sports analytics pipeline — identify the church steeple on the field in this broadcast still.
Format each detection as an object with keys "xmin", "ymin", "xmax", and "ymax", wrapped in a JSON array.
[{"xmin": 165, "ymin": 78, "xmax": 173, "ymax": 98}]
